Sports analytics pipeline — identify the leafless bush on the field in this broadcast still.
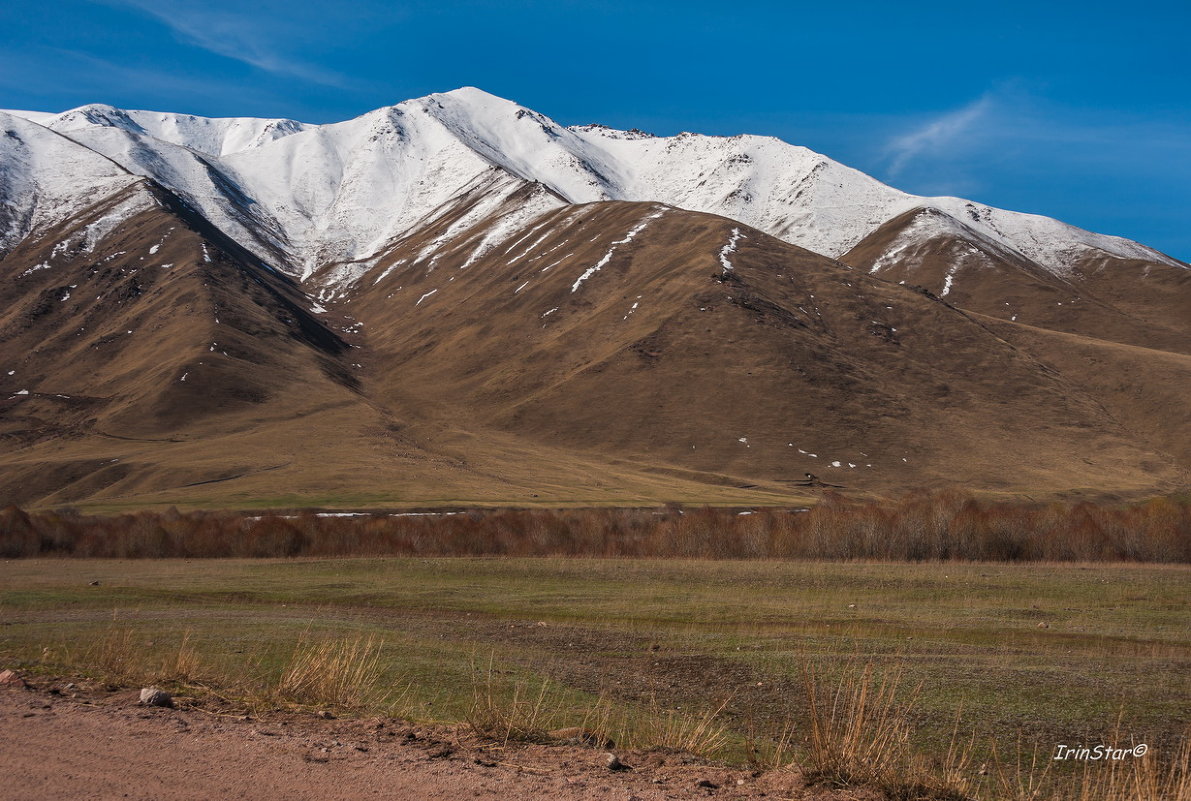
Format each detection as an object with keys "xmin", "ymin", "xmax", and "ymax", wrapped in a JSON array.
[{"xmin": 2, "ymin": 493, "xmax": 1188, "ymax": 561}]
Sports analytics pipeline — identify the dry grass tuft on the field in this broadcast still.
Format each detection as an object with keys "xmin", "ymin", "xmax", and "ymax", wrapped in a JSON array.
[
  {"xmin": 798, "ymin": 662, "xmax": 979, "ymax": 799},
  {"xmin": 800, "ymin": 662, "xmax": 918, "ymax": 788},
  {"xmin": 83, "ymin": 626, "xmax": 140, "ymax": 681},
  {"xmin": 632, "ymin": 695, "xmax": 733, "ymax": 758},
  {"xmin": 273, "ymin": 634, "xmax": 389, "ymax": 711},
  {"xmin": 466, "ymin": 665, "xmax": 555, "ymax": 745}
]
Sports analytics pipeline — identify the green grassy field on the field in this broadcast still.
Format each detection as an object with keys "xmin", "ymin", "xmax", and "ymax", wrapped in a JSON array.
[{"xmin": 1, "ymin": 557, "xmax": 1187, "ymax": 794}]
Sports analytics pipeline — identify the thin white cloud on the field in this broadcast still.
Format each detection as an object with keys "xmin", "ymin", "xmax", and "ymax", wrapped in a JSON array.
[
  {"xmin": 885, "ymin": 95, "xmax": 993, "ymax": 177},
  {"xmin": 101, "ymin": 0, "xmax": 347, "ymax": 87}
]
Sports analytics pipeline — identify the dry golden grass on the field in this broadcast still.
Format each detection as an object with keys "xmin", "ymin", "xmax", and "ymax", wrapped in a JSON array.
[
  {"xmin": 631, "ymin": 695, "xmax": 733, "ymax": 758},
  {"xmin": 273, "ymin": 634, "xmax": 390, "ymax": 711},
  {"xmin": 466, "ymin": 664, "xmax": 556, "ymax": 746},
  {"xmin": 800, "ymin": 662, "xmax": 928, "ymax": 790}
]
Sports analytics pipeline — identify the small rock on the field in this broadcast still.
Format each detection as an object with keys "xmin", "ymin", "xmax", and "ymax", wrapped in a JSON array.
[
  {"xmin": 89, "ymin": 580, "xmax": 100, "ymax": 586},
  {"xmin": 317, "ymin": 710, "xmax": 335, "ymax": 720},
  {"xmin": 847, "ymin": 603, "xmax": 856, "ymax": 609},
  {"xmin": 605, "ymin": 753, "xmax": 630, "ymax": 771},
  {"xmin": 1037, "ymin": 622, "xmax": 1050, "ymax": 629},
  {"xmin": 0, "ymin": 670, "xmax": 28, "ymax": 688},
  {"xmin": 695, "ymin": 778, "xmax": 719, "ymax": 788},
  {"xmin": 139, "ymin": 687, "xmax": 173, "ymax": 708}
]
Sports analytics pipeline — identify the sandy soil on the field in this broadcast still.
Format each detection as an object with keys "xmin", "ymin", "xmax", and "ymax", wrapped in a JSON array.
[{"xmin": 0, "ymin": 678, "xmax": 874, "ymax": 801}]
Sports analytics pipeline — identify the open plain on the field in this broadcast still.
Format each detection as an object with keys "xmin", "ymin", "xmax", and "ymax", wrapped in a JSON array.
[{"xmin": 2, "ymin": 556, "xmax": 1188, "ymax": 798}]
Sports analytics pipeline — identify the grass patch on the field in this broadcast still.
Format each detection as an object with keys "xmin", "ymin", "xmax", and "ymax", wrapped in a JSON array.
[{"xmin": 1, "ymin": 557, "xmax": 1187, "ymax": 798}]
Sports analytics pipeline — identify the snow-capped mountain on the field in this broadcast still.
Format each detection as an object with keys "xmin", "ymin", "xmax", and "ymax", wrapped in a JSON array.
[
  {"xmin": 3, "ymin": 87, "xmax": 1182, "ymax": 288},
  {"xmin": 0, "ymin": 111, "xmax": 139, "ymax": 253},
  {"xmin": 2, "ymin": 88, "xmax": 1189, "ymax": 508}
]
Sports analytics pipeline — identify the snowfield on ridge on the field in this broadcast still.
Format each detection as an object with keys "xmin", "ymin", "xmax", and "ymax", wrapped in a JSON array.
[{"xmin": 3, "ymin": 87, "xmax": 1182, "ymax": 289}]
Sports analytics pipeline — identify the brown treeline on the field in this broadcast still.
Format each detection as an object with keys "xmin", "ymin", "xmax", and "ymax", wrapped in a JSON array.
[{"xmin": 1, "ymin": 492, "xmax": 1189, "ymax": 562}]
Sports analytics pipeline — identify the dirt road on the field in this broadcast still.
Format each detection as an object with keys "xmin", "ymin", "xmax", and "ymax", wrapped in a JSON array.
[{"xmin": 0, "ymin": 680, "xmax": 869, "ymax": 801}]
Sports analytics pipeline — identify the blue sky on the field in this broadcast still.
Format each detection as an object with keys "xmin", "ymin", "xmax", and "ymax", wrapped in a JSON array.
[{"xmin": 2, "ymin": 0, "xmax": 1188, "ymax": 259}]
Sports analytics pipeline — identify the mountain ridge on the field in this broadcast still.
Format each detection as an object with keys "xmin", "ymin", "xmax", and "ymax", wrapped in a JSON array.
[
  {"xmin": 5, "ymin": 88, "xmax": 1183, "ymax": 285},
  {"xmin": 1, "ymin": 88, "xmax": 1188, "ymax": 508}
]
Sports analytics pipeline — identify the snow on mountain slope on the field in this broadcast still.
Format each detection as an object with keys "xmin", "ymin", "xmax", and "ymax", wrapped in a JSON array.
[
  {"xmin": 418, "ymin": 87, "xmax": 622, "ymax": 202},
  {"xmin": 221, "ymin": 103, "xmax": 545, "ymax": 278},
  {"xmin": 862, "ymin": 206, "xmax": 1058, "ymax": 285},
  {"xmin": 0, "ymin": 110, "xmax": 138, "ymax": 256},
  {"xmin": 48, "ymin": 124, "xmax": 294, "ymax": 267},
  {"xmin": 410, "ymin": 88, "xmax": 1184, "ymax": 276},
  {"xmin": 3, "ymin": 88, "xmax": 1183, "ymax": 288},
  {"xmin": 567, "ymin": 123, "xmax": 1183, "ymax": 274},
  {"xmin": 6, "ymin": 104, "xmax": 311, "ymax": 157}
]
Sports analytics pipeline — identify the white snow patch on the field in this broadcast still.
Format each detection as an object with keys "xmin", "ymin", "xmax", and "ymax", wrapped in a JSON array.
[
  {"xmin": 508, "ymin": 229, "xmax": 553, "ymax": 263},
  {"xmin": 148, "ymin": 243, "xmax": 160, "ymax": 255},
  {"xmin": 514, "ymin": 280, "xmax": 529, "ymax": 293},
  {"xmin": 571, "ymin": 209, "xmax": 665, "ymax": 293},
  {"xmin": 830, "ymin": 460, "xmax": 842, "ymax": 467},
  {"xmin": 19, "ymin": 262, "xmax": 51, "ymax": 277},
  {"xmin": 79, "ymin": 191, "xmax": 156, "ymax": 253},
  {"xmin": 372, "ymin": 259, "xmax": 407, "ymax": 285},
  {"xmin": 941, "ymin": 268, "xmax": 957, "ymax": 297},
  {"xmin": 460, "ymin": 201, "xmax": 555, "ymax": 270},
  {"xmin": 416, "ymin": 289, "xmax": 438, "ymax": 306},
  {"xmin": 180, "ymin": 372, "xmax": 189, "ymax": 382},
  {"xmin": 541, "ymin": 307, "xmax": 558, "ymax": 317},
  {"xmin": 718, "ymin": 227, "xmax": 745, "ymax": 273}
]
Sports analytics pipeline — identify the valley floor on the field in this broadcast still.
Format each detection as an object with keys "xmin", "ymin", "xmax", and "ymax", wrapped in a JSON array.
[{"xmin": 1, "ymin": 558, "xmax": 1187, "ymax": 799}]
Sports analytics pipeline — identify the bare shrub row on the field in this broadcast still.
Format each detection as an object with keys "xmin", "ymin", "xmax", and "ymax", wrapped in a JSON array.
[{"xmin": 1, "ymin": 491, "xmax": 1188, "ymax": 561}]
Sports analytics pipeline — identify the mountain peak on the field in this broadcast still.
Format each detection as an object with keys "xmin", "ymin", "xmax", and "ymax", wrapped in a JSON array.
[{"xmin": 2, "ymin": 89, "xmax": 1183, "ymax": 283}]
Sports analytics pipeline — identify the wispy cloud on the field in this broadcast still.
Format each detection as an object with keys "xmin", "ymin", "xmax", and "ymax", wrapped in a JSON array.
[
  {"xmin": 885, "ymin": 95, "xmax": 994, "ymax": 177},
  {"xmin": 99, "ymin": 0, "xmax": 348, "ymax": 87}
]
